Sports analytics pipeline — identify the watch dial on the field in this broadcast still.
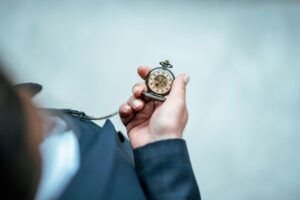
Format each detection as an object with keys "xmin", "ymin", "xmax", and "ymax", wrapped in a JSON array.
[{"xmin": 147, "ymin": 68, "xmax": 174, "ymax": 95}]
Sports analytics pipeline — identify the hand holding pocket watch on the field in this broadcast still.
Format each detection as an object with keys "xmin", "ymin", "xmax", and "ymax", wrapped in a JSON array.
[
  {"xmin": 142, "ymin": 60, "xmax": 175, "ymax": 102},
  {"xmin": 119, "ymin": 60, "xmax": 190, "ymax": 149}
]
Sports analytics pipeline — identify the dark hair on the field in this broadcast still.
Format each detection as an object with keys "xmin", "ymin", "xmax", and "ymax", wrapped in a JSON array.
[{"xmin": 0, "ymin": 64, "xmax": 38, "ymax": 199}]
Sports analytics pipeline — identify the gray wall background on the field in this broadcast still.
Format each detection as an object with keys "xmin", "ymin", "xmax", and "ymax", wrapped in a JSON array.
[{"xmin": 0, "ymin": 1, "xmax": 300, "ymax": 199}]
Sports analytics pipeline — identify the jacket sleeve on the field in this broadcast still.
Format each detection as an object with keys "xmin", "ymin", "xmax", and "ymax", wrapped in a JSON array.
[{"xmin": 133, "ymin": 139, "xmax": 201, "ymax": 200}]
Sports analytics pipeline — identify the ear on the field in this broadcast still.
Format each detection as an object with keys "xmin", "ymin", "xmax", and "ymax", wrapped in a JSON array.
[{"xmin": 14, "ymin": 83, "xmax": 43, "ymax": 98}]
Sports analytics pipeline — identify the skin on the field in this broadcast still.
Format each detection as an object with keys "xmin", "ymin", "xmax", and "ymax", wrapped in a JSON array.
[
  {"xmin": 119, "ymin": 66, "xmax": 190, "ymax": 149},
  {"xmin": 18, "ymin": 92, "xmax": 43, "ymax": 196}
]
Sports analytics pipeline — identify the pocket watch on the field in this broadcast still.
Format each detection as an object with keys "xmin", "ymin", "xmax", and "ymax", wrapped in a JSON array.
[{"xmin": 142, "ymin": 60, "xmax": 175, "ymax": 102}]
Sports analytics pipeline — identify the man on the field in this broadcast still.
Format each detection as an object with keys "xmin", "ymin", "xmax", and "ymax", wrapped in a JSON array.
[
  {"xmin": 0, "ymin": 63, "xmax": 200, "ymax": 199},
  {"xmin": 0, "ymin": 68, "xmax": 42, "ymax": 200}
]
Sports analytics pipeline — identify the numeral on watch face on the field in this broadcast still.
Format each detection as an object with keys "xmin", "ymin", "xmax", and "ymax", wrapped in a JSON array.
[{"xmin": 148, "ymin": 74, "xmax": 172, "ymax": 94}]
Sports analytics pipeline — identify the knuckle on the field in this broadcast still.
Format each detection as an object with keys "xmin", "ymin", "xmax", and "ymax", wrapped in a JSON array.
[
  {"xmin": 132, "ymin": 83, "xmax": 145, "ymax": 93},
  {"xmin": 127, "ymin": 97, "xmax": 133, "ymax": 105},
  {"xmin": 132, "ymin": 84, "xmax": 139, "ymax": 93},
  {"xmin": 119, "ymin": 103, "xmax": 126, "ymax": 111}
]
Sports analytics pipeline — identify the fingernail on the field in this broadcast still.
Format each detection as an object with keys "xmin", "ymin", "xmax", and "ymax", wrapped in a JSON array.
[
  {"xmin": 132, "ymin": 86, "xmax": 138, "ymax": 94},
  {"xmin": 184, "ymin": 74, "xmax": 190, "ymax": 85},
  {"xmin": 133, "ymin": 99, "xmax": 142, "ymax": 108},
  {"xmin": 124, "ymin": 105, "xmax": 131, "ymax": 112}
]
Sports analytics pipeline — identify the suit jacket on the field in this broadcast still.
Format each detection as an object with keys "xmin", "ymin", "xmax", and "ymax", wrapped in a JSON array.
[
  {"xmin": 16, "ymin": 83, "xmax": 200, "ymax": 199},
  {"xmin": 43, "ymin": 109, "xmax": 201, "ymax": 200}
]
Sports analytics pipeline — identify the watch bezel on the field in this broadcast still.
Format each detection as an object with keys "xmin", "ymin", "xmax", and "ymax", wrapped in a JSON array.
[{"xmin": 145, "ymin": 67, "xmax": 175, "ymax": 96}]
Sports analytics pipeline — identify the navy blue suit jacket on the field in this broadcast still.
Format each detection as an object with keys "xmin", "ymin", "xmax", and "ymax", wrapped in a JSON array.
[{"xmin": 53, "ymin": 112, "xmax": 201, "ymax": 200}]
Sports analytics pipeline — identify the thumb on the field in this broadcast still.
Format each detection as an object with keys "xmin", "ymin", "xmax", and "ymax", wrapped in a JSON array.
[{"xmin": 168, "ymin": 74, "xmax": 189, "ymax": 101}]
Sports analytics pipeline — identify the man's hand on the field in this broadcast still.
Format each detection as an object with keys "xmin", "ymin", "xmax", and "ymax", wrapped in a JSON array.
[{"xmin": 119, "ymin": 66, "xmax": 190, "ymax": 149}]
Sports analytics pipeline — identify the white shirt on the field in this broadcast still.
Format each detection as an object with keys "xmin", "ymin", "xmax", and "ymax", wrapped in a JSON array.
[{"xmin": 35, "ymin": 116, "xmax": 80, "ymax": 200}]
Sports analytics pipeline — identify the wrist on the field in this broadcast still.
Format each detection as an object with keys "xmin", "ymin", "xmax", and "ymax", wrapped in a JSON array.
[
  {"xmin": 152, "ymin": 133, "xmax": 182, "ymax": 142},
  {"xmin": 130, "ymin": 133, "xmax": 182, "ymax": 149}
]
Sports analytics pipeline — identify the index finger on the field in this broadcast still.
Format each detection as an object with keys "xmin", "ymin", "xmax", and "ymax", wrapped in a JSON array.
[{"xmin": 137, "ymin": 66, "xmax": 151, "ymax": 80}]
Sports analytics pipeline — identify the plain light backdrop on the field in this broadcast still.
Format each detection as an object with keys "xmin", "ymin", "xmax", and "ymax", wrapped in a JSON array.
[{"xmin": 0, "ymin": 1, "xmax": 299, "ymax": 199}]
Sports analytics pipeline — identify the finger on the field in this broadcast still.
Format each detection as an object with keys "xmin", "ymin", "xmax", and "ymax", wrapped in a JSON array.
[
  {"xmin": 137, "ymin": 66, "xmax": 151, "ymax": 80},
  {"xmin": 127, "ymin": 96, "xmax": 145, "ymax": 112},
  {"xmin": 132, "ymin": 82, "xmax": 147, "ymax": 98},
  {"xmin": 119, "ymin": 103, "xmax": 133, "ymax": 117},
  {"xmin": 168, "ymin": 74, "xmax": 189, "ymax": 101},
  {"xmin": 119, "ymin": 103, "xmax": 134, "ymax": 125}
]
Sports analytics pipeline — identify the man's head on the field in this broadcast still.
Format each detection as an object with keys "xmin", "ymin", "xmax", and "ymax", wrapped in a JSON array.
[{"xmin": 0, "ymin": 65, "xmax": 42, "ymax": 199}]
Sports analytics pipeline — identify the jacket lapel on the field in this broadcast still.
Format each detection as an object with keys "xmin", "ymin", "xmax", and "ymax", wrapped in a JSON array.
[
  {"xmin": 59, "ymin": 120, "xmax": 119, "ymax": 199},
  {"xmin": 36, "ymin": 108, "xmax": 145, "ymax": 200},
  {"xmin": 59, "ymin": 118, "xmax": 146, "ymax": 200}
]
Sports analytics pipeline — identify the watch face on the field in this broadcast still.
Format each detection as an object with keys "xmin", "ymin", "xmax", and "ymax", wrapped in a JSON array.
[{"xmin": 146, "ymin": 68, "xmax": 175, "ymax": 95}]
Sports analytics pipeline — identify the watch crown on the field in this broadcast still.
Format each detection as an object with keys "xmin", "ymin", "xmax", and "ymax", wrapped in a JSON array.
[{"xmin": 160, "ymin": 60, "xmax": 173, "ymax": 68}]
